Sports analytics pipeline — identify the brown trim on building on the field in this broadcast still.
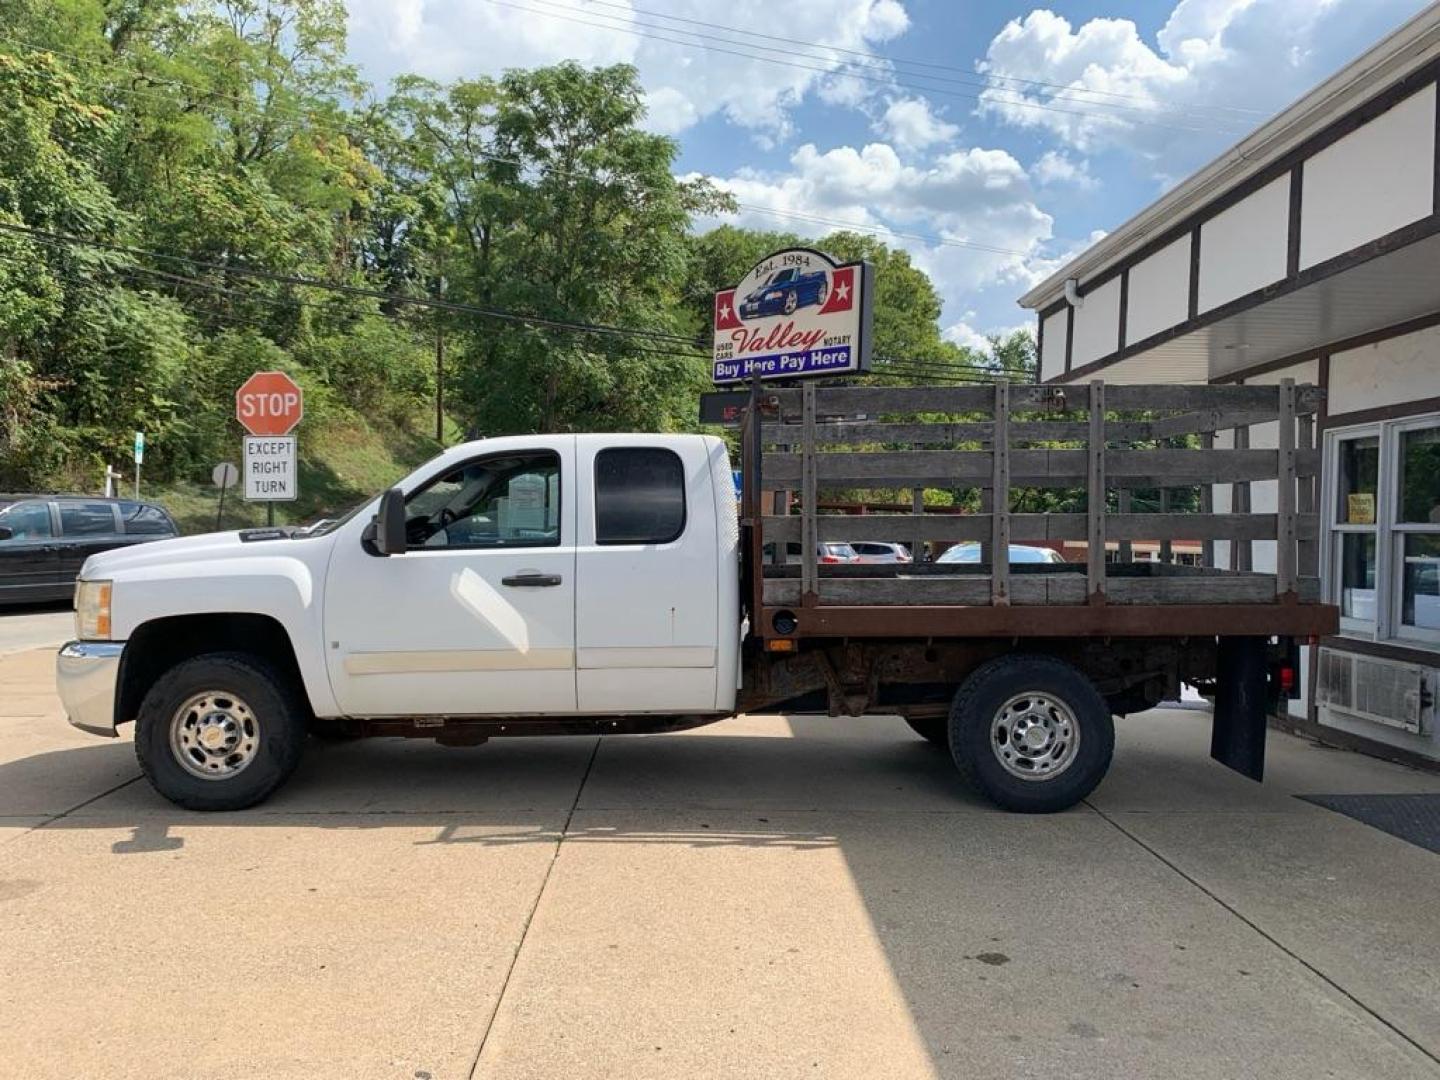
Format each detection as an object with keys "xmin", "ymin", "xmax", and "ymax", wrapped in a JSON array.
[
  {"xmin": 1032, "ymin": 55, "xmax": 1440, "ymax": 321},
  {"xmin": 1034, "ymin": 313, "xmax": 1045, "ymax": 385},
  {"xmin": 1209, "ymin": 308, "xmax": 1440, "ymax": 384},
  {"xmin": 1117, "ymin": 268, "xmax": 1129, "ymax": 350},
  {"xmin": 1064, "ymin": 304, "xmax": 1074, "ymax": 373},
  {"xmin": 1056, "ymin": 212, "xmax": 1440, "ymax": 384},
  {"xmin": 1321, "ymin": 394, "xmax": 1440, "ymax": 432},
  {"xmin": 1318, "ymin": 353, "xmax": 1330, "ymax": 422},
  {"xmin": 1319, "ymin": 633, "xmax": 1440, "ymax": 667},
  {"xmin": 1286, "ymin": 162, "xmax": 1304, "ymax": 277},
  {"xmin": 1434, "ymin": 78, "xmax": 1440, "ymax": 215},
  {"xmin": 1186, "ymin": 225, "xmax": 1201, "ymax": 320}
]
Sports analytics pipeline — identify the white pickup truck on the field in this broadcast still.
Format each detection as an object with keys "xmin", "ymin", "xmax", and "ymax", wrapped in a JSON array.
[{"xmin": 55, "ymin": 384, "xmax": 1337, "ymax": 814}]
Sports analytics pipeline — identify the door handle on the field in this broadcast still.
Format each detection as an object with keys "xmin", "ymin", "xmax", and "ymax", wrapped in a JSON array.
[{"xmin": 501, "ymin": 572, "xmax": 563, "ymax": 587}]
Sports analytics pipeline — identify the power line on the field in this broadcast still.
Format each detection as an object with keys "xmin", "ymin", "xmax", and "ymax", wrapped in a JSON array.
[
  {"xmin": 570, "ymin": 0, "xmax": 1267, "ymax": 121},
  {"xmin": 0, "ymin": 219, "xmax": 709, "ymax": 350},
  {"xmin": 476, "ymin": 0, "xmax": 1248, "ymax": 136},
  {"xmin": 2, "ymin": 36, "xmax": 1055, "ymax": 261}
]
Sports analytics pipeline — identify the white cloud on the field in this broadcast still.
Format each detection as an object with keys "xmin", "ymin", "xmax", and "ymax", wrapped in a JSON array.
[
  {"xmin": 1032, "ymin": 150, "xmax": 1096, "ymax": 189},
  {"xmin": 874, "ymin": 97, "xmax": 960, "ymax": 152},
  {"xmin": 688, "ymin": 137, "xmax": 1058, "ymax": 336},
  {"xmin": 942, "ymin": 318, "xmax": 1033, "ymax": 352},
  {"xmin": 345, "ymin": 0, "xmax": 912, "ymax": 138},
  {"xmin": 978, "ymin": 0, "xmax": 1432, "ymax": 179}
]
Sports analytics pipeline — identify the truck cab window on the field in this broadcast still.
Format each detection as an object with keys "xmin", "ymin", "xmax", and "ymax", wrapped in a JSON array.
[
  {"xmin": 404, "ymin": 451, "xmax": 560, "ymax": 549},
  {"xmin": 595, "ymin": 448, "xmax": 685, "ymax": 545}
]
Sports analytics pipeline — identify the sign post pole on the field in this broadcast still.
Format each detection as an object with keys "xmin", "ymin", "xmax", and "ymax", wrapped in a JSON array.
[{"xmin": 132, "ymin": 431, "xmax": 145, "ymax": 498}]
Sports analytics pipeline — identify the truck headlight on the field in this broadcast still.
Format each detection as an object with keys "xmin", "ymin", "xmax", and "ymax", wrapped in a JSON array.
[{"xmin": 76, "ymin": 580, "xmax": 113, "ymax": 641}]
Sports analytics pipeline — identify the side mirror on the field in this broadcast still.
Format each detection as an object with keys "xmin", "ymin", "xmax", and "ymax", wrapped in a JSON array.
[
  {"xmin": 371, "ymin": 487, "xmax": 407, "ymax": 556},
  {"xmin": 0, "ymin": 526, "xmax": 12, "ymax": 541}
]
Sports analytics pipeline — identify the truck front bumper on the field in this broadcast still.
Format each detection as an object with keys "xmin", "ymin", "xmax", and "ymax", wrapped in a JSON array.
[{"xmin": 57, "ymin": 641, "xmax": 125, "ymax": 737}]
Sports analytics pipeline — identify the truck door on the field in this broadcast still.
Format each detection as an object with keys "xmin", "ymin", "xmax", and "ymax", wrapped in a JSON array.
[
  {"xmin": 323, "ymin": 438, "xmax": 577, "ymax": 717},
  {"xmin": 574, "ymin": 436, "xmax": 720, "ymax": 713}
]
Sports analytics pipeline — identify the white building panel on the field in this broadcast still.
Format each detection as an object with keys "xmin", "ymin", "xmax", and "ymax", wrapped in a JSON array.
[
  {"xmin": 1197, "ymin": 175, "xmax": 1291, "ymax": 314},
  {"xmin": 1039, "ymin": 308, "xmax": 1068, "ymax": 382},
  {"xmin": 1300, "ymin": 84, "xmax": 1437, "ymax": 270},
  {"xmin": 1329, "ymin": 321, "xmax": 1440, "ymax": 414},
  {"xmin": 1070, "ymin": 276, "xmax": 1122, "ymax": 369},
  {"xmin": 1125, "ymin": 234, "xmax": 1191, "ymax": 345}
]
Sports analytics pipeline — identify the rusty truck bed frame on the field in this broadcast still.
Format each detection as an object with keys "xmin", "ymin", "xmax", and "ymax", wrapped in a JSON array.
[{"xmin": 738, "ymin": 380, "xmax": 1339, "ymax": 643}]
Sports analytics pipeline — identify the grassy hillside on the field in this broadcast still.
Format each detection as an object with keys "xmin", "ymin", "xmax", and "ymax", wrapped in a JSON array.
[{"xmin": 143, "ymin": 409, "xmax": 459, "ymax": 535}]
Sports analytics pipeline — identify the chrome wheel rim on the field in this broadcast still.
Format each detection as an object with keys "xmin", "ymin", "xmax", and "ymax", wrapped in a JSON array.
[
  {"xmin": 169, "ymin": 692, "xmax": 261, "ymax": 781},
  {"xmin": 991, "ymin": 692, "xmax": 1080, "ymax": 781},
  {"xmin": 783, "ymin": 292, "xmax": 797, "ymax": 313}
]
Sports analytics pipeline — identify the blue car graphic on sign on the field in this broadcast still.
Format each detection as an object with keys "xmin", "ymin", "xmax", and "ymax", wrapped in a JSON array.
[{"xmin": 738, "ymin": 267, "xmax": 829, "ymax": 319}]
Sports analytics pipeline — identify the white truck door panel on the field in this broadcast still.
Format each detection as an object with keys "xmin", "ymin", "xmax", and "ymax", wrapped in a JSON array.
[
  {"xmin": 575, "ymin": 435, "xmax": 720, "ymax": 712},
  {"xmin": 323, "ymin": 438, "xmax": 577, "ymax": 716}
]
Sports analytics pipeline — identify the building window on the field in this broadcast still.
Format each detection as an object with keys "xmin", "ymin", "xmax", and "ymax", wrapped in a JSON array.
[{"xmin": 1324, "ymin": 415, "xmax": 1440, "ymax": 647}]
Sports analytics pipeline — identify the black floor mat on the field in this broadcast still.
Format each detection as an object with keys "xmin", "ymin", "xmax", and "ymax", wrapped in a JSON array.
[{"xmin": 1298, "ymin": 794, "xmax": 1440, "ymax": 855}]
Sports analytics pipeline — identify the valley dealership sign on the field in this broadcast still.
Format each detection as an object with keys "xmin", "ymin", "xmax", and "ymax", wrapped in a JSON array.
[{"xmin": 712, "ymin": 248, "xmax": 873, "ymax": 384}]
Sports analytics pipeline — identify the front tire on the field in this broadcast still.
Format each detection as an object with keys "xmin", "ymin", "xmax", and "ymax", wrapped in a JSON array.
[
  {"xmin": 949, "ymin": 655, "xmax": 1114, "ymax": 813},
  {"xmin": 134, "ymin": 652, "xmax": 308, "ymax": 811},
  {"xmin": 782, "ymin": 291, "xmax": 797, "ymax": 314}
]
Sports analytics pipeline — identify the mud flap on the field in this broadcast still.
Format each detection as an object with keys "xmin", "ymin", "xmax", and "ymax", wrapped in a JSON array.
[{"xmin": 1210, "ymin": 636, "xmax": 1268, "ymax": 781}]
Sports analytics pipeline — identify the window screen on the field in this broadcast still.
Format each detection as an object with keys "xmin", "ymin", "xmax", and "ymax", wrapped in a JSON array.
[
  {"xmin": 595, "ymin": 448, "xmax": 685, "ymax": 545},
  {"xmin": 59, "ymin": 502, "xmax": 118, "ymax": 537}
]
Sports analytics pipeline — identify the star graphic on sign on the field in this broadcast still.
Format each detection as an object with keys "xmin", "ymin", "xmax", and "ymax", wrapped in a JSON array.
[
  {"xmin": 833, "ymin": 280, "xmax": 850, "ymax": 303},
  {"xmin": 720, "ymin": 301, "xmax": 732, "ymax": 321}
]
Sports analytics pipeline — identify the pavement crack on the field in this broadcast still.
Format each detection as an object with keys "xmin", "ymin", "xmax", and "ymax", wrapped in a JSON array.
[
  {"xmin": 1084, "ymin": 798, "xmax": 1440, "ymax": 1068},
  {"xmin": 467, "ymin": 735, "xmax": 602, "ymax": 1079},
  {"xmin": 1, "ymin": 774, "xmax": 144, "ymax": 854}
]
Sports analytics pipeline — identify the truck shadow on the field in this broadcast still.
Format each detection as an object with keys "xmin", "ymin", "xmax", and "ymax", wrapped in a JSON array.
[{"xmin": 0, "ymin": 717, "xmax": 1256, "ymax": 1078}]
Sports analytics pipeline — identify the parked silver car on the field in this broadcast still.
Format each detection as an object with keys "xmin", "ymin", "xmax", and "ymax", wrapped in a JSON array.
[{"xmin": 849, "ymin": 541, "xmax": 913, "ymax": 563}]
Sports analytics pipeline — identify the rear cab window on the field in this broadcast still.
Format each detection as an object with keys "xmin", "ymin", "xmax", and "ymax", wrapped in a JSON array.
[
  {"xmin": 595, "ymin": 448, "xmax": 686, "ymax": 545},
  {"xmin": 58, "ymin": 502, "xmax": 119, "ymax": 537}
]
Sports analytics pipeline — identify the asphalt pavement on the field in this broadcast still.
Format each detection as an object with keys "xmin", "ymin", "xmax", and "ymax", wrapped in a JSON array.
[{"xmin": 2, "ymin": 611, "xmax": 1439, "ymax": 1079}]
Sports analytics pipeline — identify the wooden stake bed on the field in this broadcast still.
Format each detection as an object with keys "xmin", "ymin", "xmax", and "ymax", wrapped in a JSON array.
[{"xmin": 739, "ymin": 380, "xmax": 1339, "ymax": 641}]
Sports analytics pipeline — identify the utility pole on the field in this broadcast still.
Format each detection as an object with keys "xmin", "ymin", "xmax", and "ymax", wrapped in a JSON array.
[{"xmin": 435, "ymin": 266, "xmax": 446, "ymax": 443}]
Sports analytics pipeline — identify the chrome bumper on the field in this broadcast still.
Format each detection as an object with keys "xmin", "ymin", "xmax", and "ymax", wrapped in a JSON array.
[{"xmin": 57, "ymin": 641, "xmax": 125, "ymax": 737}]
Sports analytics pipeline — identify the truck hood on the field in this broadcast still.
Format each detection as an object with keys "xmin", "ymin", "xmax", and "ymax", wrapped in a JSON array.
[{"xmin": 82, "ymin": 528, "xmax": 333, "ymax": 580}]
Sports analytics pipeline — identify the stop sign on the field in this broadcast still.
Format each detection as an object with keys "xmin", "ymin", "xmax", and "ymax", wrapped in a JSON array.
[{"xmin": 236, "ymin": 371, "xmax": 304, "ymax": 436}]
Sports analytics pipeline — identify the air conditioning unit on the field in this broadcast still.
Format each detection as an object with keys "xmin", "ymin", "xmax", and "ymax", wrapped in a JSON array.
[{"xmin": 1316, "ymin": 647, "xmax": 1431, "ymax": 734}]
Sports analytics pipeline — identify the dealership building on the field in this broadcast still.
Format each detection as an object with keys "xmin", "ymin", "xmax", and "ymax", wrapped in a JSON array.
[{"xmin": 1021, "ymin": 7, "xmax": 1440, "ymax": 762}]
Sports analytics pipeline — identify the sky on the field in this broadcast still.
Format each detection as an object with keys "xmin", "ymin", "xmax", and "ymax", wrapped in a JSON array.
[{"xmin": 342, "ymin": 0, "xmax": 1433, "ymax": 351}]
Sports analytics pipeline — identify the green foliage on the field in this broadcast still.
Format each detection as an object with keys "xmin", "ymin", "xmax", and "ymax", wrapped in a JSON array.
[{"xmin": 0, "ymin": 1, "xmax": 1011, "ymax": 515}]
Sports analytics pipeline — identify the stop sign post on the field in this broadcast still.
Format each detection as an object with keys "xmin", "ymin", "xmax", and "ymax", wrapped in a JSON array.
[{"xmin": 236, "ymin": 372, "xmax": 303, "ymax": 524}]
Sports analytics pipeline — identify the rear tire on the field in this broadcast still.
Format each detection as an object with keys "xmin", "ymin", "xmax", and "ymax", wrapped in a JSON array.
[
  {"xmin": 949, "ymin": 654, "xmax": 1114, "ymax": 813},
  {"xmin": 134, "ymin": 652, "xmax": 308, "ymax": 811},
  {"xmin": 904, "ymin": 715, "xmax": 948, "ymax": 747}
]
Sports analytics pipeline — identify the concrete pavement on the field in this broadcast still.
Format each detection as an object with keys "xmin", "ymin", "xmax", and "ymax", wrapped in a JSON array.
[
  {"xmin": 2, "ymin": 644, "xmax": 1439, "ymax": 1079},
  {"xmin": 0, "ymin": 602, "xmax": 72, "ymax": 656}
]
